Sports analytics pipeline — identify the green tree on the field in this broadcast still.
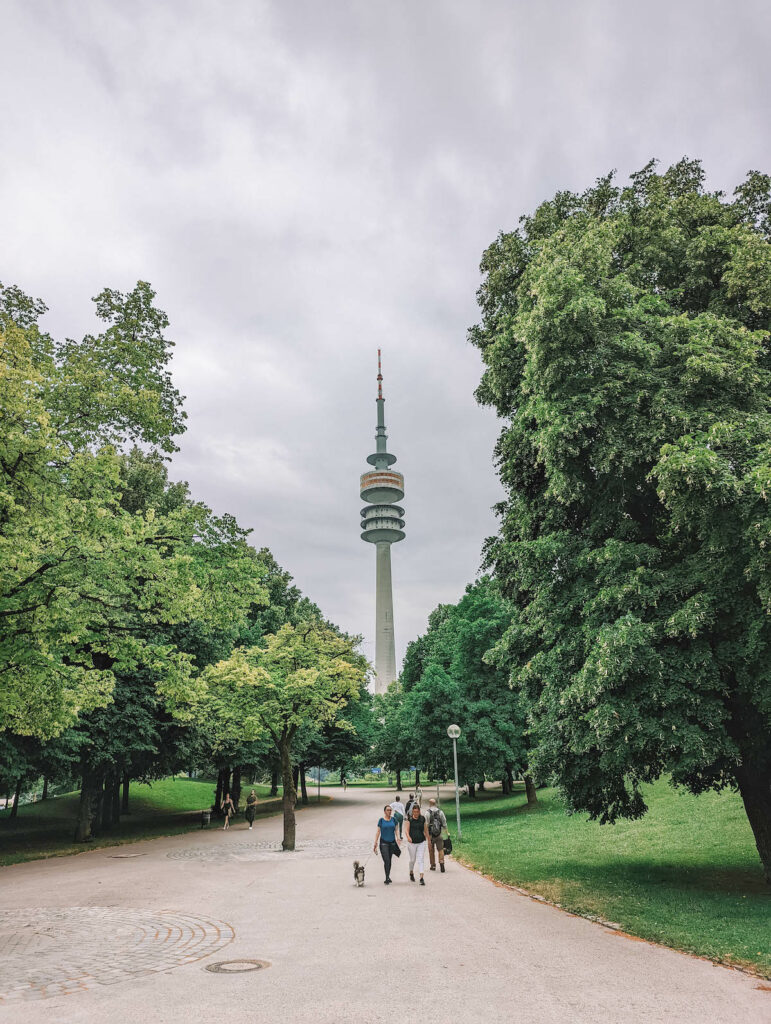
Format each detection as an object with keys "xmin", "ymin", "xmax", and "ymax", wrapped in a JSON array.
[
  {"xmin": 372, "ymin": 684, "xmax": 411, "ymax": 790},
  {"xmin": 306, "ymin": 682, "xmax": 375, "ymax": 788},
  {"xmin": 471, "ymin": 159, "xmax": 771, "ymax": 878},
  {"xmin": 64, "ymin": 449, "xmax": 266, "ymax": 841},
  {"xmin": 201, "ymin": 622, "xmax": 366, "ymax": 849},
  {"xmin": 1, "ymin": 282, "xmax": 190, "ymax": 737},
  {"xmin": 399, "ymin": 579, "xmax": 528, "ymax": 795}
]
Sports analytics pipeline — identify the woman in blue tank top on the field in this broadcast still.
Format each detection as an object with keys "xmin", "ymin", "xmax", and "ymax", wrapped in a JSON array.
[{"xmin": 374, "ymin": 804, "xmax": 402, "ymax": 884}]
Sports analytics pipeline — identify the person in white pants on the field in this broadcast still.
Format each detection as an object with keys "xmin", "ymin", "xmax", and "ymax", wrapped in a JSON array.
[{"xmin": 406, "ymin": 802, "xmax": 430, "ymax": 885}]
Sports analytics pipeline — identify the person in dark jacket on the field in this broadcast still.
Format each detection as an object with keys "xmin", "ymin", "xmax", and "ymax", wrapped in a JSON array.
[{"xmin": 245, "ymin": 789, "xmax": 258, "ymax": 830}]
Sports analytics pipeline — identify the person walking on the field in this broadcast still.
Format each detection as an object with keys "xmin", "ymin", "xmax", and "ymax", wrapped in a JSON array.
[
  {"xmin": 406, "ymin": 802, "xmax": 429, "ymax": 885},
  {"xmin": 245, "ymin": 789, "xmax": 258, "ymax": 830},
  {"xmin": 426, "ymin": 797, "xmax": 447, "ymax": 872},
  {"xmin": 405, "ymin": 793, "xmax": 415, "ymax": 817},
  {"xmin": 374, "ymin": 804, "xmax": 402, "ymax": 884},
  {"xmin": 221, "ymin": 791, "xmax": 235, "ymax": 830},
  {"xmin": 415, "ymin": 783, "xmax": 423, "ymax": 806},
  {"xmin": 390, "ymin": 794, "xmax": 406, "ymax": 839}
]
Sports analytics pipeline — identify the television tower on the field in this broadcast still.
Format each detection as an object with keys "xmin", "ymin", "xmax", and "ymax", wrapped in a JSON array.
[{"xmin": 360, "ymin": 351, "xmax": 405, "ymax": 694}]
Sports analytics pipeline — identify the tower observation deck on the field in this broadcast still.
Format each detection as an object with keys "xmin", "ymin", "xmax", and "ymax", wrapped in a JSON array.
[{"xmin": 360, "ymin": 351, "xmax": 404, "ymax": 694}]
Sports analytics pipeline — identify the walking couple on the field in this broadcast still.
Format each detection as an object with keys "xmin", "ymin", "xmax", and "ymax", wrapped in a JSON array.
[{"xmin": 374, "ymin": 798, "xmax": 447, "ymax": 885}]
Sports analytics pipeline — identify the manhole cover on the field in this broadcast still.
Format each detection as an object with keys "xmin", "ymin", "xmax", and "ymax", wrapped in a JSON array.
[{"xmin": 205, "ymin": 959, "xmax": 270, "ymax": 974}]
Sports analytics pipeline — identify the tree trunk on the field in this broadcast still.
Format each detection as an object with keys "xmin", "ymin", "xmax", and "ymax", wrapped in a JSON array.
[
  {"xmin": 736, "ymin": 764, "xmax": 771, "ymax": 884},
  {"xmin": 100, "ymin": 774, "xmax": 112, "ymax": 829},
  {"xmin": 340, "ymin": 766, "xmax": 346, "ymax": 786},
  {"xmin": 231, "ymin": 766, "xmax": 242, "ymax": 811},
  {"xmin": 524, "ymin": 773, "xmax": 538, "ymax": 806},
  {"xmin": 111, "ymin": 773, "xmax": 121, "ymax": 824},
  {"xmin": 74, "ymin": 769, "xmax": 98, "ymax": 842},
  {"xmin": 478, "ymin": 780, "xmax": 486, "ymax": 791},
  {"xmin": 214, "ymin": 770, "xmax": 224, "ymax": 813},
  {"xmin": 122, "ymin": 773, "xmax": 130, "ymax": 814},
  {"xmin": 467, "ymin": 781, "xmax": 476, "ymax": 799},
  {"xmin": 92, "ymin": 772, "xmax": 105, "ymax": 835},
  {"xmin": 299, "ymin": 763, "xmax": 309, "ymax": 805},
  {"xmin": 396, "ymin": 768, "xmax": 402, "ymax": 791},
  {"xmin": 280, "ymin": 738, "xmax": 297, "ymax": 851},
  {"xmin": 9, "ymin": 779, "xmax": 21, "ymax": 819},
  {"xmin": 415, "ymin": 768, "xmax": 420, "ymax": 787},
  {"xmin": 270, "ymin": 768, "xmax": 279, "ymax": 797},
  {"xmin": 41, "ymin": 777, "xmax": 49, "ymax": 801},
  {"xmin": 292, "ymin": 764, "xmax": 300, "ymax": 794},
  {"xmin": 505, "ymin": 765, "xmax": 514, "ymax": 795}
]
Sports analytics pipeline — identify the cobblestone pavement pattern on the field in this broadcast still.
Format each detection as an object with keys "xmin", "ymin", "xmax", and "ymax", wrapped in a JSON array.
[
  {"xmin": 0, "ymin": 786, "xmax": 768, "ymax": 1024},
  {"xmin": 166, "ymin": 838, "xmax": 366, "ymax": 861},
  {"xmin": 0, "ymin": 906, "xmax": 233, "ymax": 1003}
]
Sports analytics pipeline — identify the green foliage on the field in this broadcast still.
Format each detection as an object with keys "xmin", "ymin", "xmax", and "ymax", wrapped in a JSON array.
[
  {"xmin": 201, "ymin": 622, "xmax": 366, "ymax": 751},
  {"xmin": 471, "ymin": 159, "xmax": 771, "ymax": 876},
  {"xmin": 381, "ymin": 578, "xmax": 526, "ymax": 787},
  {"xmin": 201, "ymin": 621, "xmax": 367, "ymax": 847},
  {"xmin": 0, "ymin": 282, "xmax": 266, "ymax": 739}
]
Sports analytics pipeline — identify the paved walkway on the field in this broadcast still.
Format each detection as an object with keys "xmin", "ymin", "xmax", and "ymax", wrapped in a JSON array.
[{"xmin": 0, "ymin": 786, "xmax": 767, "ymax": 1023}]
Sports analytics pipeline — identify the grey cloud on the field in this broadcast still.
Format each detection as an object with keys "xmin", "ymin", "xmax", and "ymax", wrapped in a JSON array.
[{"xmin": 2, "ymin": 0, "xmax": 769, "ymax": 667}]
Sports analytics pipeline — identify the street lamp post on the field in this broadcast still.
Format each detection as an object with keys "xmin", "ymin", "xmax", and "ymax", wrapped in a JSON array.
[{"xmin": 447, "ymin": 724, "xmax": 462, "ymax": 841}]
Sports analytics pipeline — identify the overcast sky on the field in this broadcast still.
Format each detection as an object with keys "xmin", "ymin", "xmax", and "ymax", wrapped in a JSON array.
[{"xmin": 3, "ymin": 1, "xmax": 770, "ymax": 668}]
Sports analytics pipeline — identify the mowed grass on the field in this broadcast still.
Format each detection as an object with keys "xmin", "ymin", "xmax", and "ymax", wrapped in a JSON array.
[
  {"xmin": 0, "ymin": 777, "xmax": 283, "ymax": 867},
  {"xmin": 451, "ymin": 779, "xmax": 770, "ymax": 977}
]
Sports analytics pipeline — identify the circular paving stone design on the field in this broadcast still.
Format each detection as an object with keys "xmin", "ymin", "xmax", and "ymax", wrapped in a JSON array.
[
  {"xmin": 0, "ymin": 907, "xmax": 234, "ymax": 1004},
  {"xmin": 167, "ymin": 838, "xmax": 367, "ymax": 862}
]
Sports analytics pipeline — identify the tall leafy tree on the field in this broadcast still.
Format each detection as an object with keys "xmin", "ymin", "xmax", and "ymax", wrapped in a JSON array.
[
  {"xmin": 201, "ymin": 622, "xmax": 366, "ymax": 849},
  {"xmin": 471, "ymin": 160, "xmax": 771, "ymax": 879},
  {"xmin": 1, "ymin": 281, "xmax": 191, "ymax": 737},
  {"xmin": 399, "ymin": 579, "xmax": 528, "ymax": 794}
]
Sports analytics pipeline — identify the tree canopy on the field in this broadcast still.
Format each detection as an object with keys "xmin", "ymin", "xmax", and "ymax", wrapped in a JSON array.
[
  {"xmin": 471, "ymin": 159, "xmax": 771, "ymax": 878},
  {"xmin": 201, "ymin": 621, "xmax": 367, "ymax": 848}
]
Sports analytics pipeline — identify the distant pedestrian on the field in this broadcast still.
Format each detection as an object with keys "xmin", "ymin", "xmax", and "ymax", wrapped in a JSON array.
[
  {"xmin": 221, "ymin": 792, "xmax": 235, "ymax": 830},
  {"xmin": 406, "ymin": 802, "xmax": 429, "ymax": 885},
  {"xmin": 374, "ymin": 804, "xmax": 402, "ymax": 884},
  {"xmin": 426, "ymin": 797, "xmax": 447, "ymax": 872},
  {"xmin": 405, "ymin": 793, "xmax": 415, "ymax": 817},
  {"xmin": 390, "ymin": 794, "xmax": 406, "ymax": 839},
  {"xmin": 415, "ymin": 783, "xmax": 423, "ymax": 806},
  {"xmin": 342, "ymin": 776, "xmax": 348, "ymax": 791},
  {"xmin": 245, "ymin": 789, "xmax": 258, "ymax": 830}
]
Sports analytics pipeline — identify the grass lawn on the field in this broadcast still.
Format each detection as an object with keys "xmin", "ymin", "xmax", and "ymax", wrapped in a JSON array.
[
  {"xmin": 450, "ymin": 779, "xmax": 770, "ymax": 977},
  {"xmin": 0, "ymin": 777, "xmax": 287, "ymax": 867}
]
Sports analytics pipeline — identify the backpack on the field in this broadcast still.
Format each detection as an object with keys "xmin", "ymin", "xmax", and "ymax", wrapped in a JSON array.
[{"xmin": 428, "ymin": 808, "xmax": 443, "ymax": 838}]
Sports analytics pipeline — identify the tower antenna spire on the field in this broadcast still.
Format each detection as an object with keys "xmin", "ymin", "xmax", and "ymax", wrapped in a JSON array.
[{"xmin": 377, "ymin": 348, "xmax": 383, "ymax": 400}]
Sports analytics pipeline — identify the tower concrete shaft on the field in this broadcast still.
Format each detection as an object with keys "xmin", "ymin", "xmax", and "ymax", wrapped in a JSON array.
[
  {"xmin": 375, "ymin": 542, "xmax": 396, "ymax": 689},
  {"xmin": 360, "ymin": 351, "xmax": 404, "ymax": 694}
]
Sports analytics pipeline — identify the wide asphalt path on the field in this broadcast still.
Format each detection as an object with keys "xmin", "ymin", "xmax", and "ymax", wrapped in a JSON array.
[{"xmin": 0, "ymin": 785, "xmax": 767, "ymax": 1023}]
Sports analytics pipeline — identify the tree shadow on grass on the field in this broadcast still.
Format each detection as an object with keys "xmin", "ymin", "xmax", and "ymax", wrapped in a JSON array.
[
  {"xmin": 459, "ymin": 796, "xmax": 546, "ymax": 822},
  {"xmin": 537, "ymin": 857, "xmax": 768, "ymax": 897}
]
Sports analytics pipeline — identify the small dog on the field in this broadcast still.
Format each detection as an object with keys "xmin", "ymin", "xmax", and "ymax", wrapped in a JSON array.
[{"xmin": 353, "ymin": 860, "xmax": 366, "ymax": 887}]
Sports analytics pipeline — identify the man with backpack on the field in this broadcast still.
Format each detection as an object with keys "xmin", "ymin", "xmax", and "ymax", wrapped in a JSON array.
[{"xmin": 426, "ymin": 797, "xmax": 447, "ymax": 872}]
